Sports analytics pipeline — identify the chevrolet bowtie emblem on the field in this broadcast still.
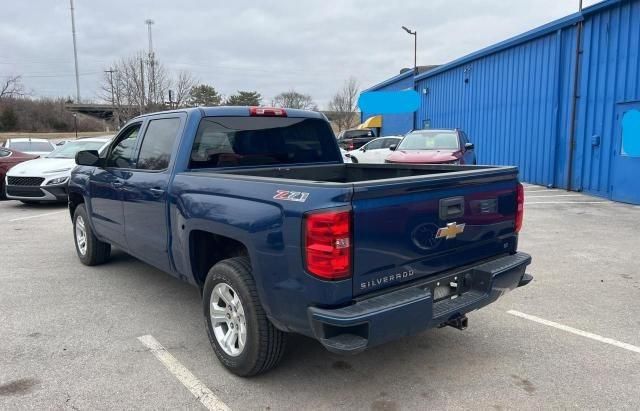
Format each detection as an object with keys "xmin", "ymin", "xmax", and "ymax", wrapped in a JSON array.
[{"xmin": 436, "ymin": 222, "xmax": 466, "ymax": 240}]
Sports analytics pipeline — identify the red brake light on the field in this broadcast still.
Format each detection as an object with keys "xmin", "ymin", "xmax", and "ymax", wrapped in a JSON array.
[
  {"xmin": 304, "ymin": 208, "xmax": 352, "ymax": 280},
  {"xmin": 249, "ymin": 106, "xmax": 287, "ymax": 117},
  {"xmin": 515, "ymin": 183, "xmax": 524, "ymax": 233}
]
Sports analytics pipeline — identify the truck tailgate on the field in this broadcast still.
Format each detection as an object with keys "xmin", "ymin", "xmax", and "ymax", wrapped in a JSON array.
[{"xmin": 351, "ymin": 169, "xmax": 519, "ymax": 297}]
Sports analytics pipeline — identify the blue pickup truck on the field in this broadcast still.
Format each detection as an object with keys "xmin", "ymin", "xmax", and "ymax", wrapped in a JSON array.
[{"xmin": 69, "ymin": 106, "xmax": 531, "ymax": 376}]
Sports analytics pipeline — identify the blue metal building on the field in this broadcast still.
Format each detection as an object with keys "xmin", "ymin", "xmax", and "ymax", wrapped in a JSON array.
[{"xmin": 361, "ymin": 0, "xmax": 640, "ymax": 204}]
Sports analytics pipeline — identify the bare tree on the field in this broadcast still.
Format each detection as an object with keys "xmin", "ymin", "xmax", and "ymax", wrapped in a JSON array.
[
  {"xmin": 100, "ymin": 51, "xmax": 172, "ymax": 123},
  {"xmin": 328, "ymin": 77, "xmax": 360, "ymax": 131},
  {"xmin": 172, "ymin": 70, "xmax": 198, "ymax": 108},
  {"xmin": 0, "ymin": 75, "xmax": 26, "ymax": 99},
  {"xmin": 272, "ymin": 90, "xmax": 317, "ymax": 110}
]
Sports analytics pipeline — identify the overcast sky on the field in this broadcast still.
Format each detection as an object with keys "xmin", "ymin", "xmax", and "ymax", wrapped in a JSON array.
[{"xmin": 1, "ymin": 0, "xmax": 599, "ymax": 108}]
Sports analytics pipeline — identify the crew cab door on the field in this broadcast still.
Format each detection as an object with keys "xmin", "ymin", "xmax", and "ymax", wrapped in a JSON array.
[
  {"xmin": 89, "ymin": 123, "xmax": 142, "ymax": 247},
  {"xmin": 121, "ymin": 115, "xmax": 184, "ymax": 272}
]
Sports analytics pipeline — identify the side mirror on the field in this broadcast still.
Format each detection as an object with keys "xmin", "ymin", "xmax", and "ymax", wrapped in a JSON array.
[
  {"xmin": 360, "ymin": 147, "xmax": 366, "ymax": 152},
  {"xmin": 75, "ymin": 150, "xmax": 102, "ymax": 167},
  {"xmin": 465, "ymin": 143, "xmax": 475, "ymax": 150},
  {"xmin": 389, "ymin": 144, "xmax": 397, "ymax": 151}
]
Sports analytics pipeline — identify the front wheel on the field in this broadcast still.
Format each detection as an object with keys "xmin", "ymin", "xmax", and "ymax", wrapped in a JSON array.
[
  {"xmin": 73, "ymin": 204, "xmax": 111, "ymax": 266},
  {"xmin": 203, "ymin": 257, "xmax": 287, "ymax": 377}
]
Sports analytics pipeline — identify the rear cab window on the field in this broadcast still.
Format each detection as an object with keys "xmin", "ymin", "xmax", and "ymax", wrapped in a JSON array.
[{"xmin": 189, "ymin": 116, "xmax": 341, "ymax": 169}]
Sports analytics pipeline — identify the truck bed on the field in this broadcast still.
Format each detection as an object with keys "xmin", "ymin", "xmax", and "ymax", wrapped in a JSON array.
[{"xmin": 193, "ymin": 163, "xmax": 517, "ymax": 186}]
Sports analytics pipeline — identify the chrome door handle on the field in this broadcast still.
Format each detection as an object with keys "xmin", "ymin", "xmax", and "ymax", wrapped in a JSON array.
[{"xmin": 149, "ymin": 188, "xmax": 165, "ymax": 198}]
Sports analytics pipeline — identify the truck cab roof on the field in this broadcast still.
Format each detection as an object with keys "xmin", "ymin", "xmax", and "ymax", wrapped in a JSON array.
[{"xmin": 131, "ymin": 106, "xmax": 326, "ymax": 121}]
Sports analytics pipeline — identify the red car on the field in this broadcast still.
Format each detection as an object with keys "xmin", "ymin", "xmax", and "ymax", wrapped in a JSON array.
[
  {"xmin": 385, "ymin": 129, "xmax": 477, "ymax": 165},
  {"xmin": 0, "ymin": 147, "xmax": 38, "ymax": 199}
]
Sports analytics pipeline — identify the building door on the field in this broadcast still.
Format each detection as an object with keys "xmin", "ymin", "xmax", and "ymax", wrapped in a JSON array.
[{"xmin": 610, "ymin": 102, "xmax": 640, "ymax": 204}]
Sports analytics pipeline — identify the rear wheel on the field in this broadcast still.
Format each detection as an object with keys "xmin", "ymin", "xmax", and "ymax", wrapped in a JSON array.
[
  {"xmin": 203, "ymin": 257, "xmax": 287, "ymax": 376},
  {"xmin": 73, "ymin": 204, "xmax": 111, "ymax": 266},
  {"xmin": 0, "ymin": 182, "xmax": 5, "ymax": 200}
]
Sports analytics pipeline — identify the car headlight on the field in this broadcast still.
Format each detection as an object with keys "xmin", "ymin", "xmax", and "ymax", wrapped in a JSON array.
[
  {"xmin": 43, "ymin": 168, "xmax": 72, "ymax": 174},
  {"xmin": 46, "ymin": 176, "xmax": 69, "ymax": 185}
]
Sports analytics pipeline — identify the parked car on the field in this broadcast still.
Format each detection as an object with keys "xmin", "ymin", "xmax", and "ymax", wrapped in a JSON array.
[
  {"xmin": 69, "ymin": 106, "xmax": 530, "ymax": 376},
  {"xmin": 345, "ymin": 136, "xmax": 402, "ymax": 164},
  {"xmin": 336, "ymin": 128, "xmax": 376, "ymax": 150},
  {"xmin": 6, "ymin": 137, "xmax": 112, "ymax": 204},
  {"xmin": 0, "ymin": 148, "xmax": 38, "ymax": 200},
  {"xmin": 2, "ymin": 138, "xmax": 56, "ymax": 157},
  {"xmin": 386, "ymin": 129, "xmax": 477, "ymax": 165},
  {"xmin": 339, "ymin": 148, "xmax": 351, "ymax": 163}
]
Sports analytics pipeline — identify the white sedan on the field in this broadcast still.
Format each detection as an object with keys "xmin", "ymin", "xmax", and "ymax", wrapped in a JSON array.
[
  {"xmin": 345, "ymin": 136, "xmax": 403, "ymax": 164},
  {"xmin": 5, "ymin": 137, "xmax": 111, "ymax": 203},
  {"xmin": 3, "ymin": 138, "xmax": 56, "ymax": 157}
]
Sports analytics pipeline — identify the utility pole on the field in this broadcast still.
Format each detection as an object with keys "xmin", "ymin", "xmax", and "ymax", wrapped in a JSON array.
[
  {"xmin": 69, "ymin": 0, "xmax": 81, "ymax": 102},
  {"xmin": 105, "ymin": 69, "xmax": 120, "ymax": 128},
  {"xmin": 145, "ymin": 19, "xmax": 155, "ymax": 106},
  {"xmin": 140, "ymin": 57, "xmax": 146, "ymax": 114}
]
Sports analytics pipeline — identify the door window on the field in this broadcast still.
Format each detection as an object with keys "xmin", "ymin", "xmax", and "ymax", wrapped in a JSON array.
[
  {"xmin": 621, "ymin": 109, "xmax": 640, "ymax": 157},
  {"xmin": 364, "ymin": 139, "xmax": 384, "ymax": 150},
  {"xmin": 382, "ymin": 138, "xmax": 400, "ymax": 149},
  {"xmin": 106, "ymin": 124, "xmax": 141, "ymax": 168},
  {"xmin": 136, "ymin": 118, "xmax": 181, "ymax": 170}
]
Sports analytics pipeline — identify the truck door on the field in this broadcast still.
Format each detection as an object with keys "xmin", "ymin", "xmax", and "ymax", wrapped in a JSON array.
[
  {"xmin": 89, "ymin": 123, "xmax": 142, "ymax": 247},
  {"xmin": 121, "ymin": 116, "xmax": 183, "ymax": 273}
]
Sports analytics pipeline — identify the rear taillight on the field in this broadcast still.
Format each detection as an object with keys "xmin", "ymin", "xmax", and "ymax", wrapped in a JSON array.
[
  {"xmin": 515, "ymin": 182, "xmax": 524, "ymax": 233},
  {"xmin": 304, "ymin": 208, "xmax": 352, "ymax": 280},
  {"xmin": 249, "ymin": 106, "xmax": 287, "ymax": 117}
]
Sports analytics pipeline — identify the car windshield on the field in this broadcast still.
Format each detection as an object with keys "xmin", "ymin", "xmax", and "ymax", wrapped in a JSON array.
[
  {"xmin": 398, "ymin": 131, "xmax": 459, "ymax": 150},
  {"xmin": 10, "ymin": 141, "xmax": 55, "ymax": 153},
  {"xmin": 46, "ymin": 140, "xmax": 107, "ymax": 159}
]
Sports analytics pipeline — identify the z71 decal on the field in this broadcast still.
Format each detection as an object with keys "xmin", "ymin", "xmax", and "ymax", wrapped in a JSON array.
[{"xmin": 273, "ymin": 190, "xmax": 310, "ymax": 202}]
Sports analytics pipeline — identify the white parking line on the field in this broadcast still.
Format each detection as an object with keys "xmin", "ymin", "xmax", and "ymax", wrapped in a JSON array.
[
  {"xmin": 8, "ymin": 210, "xmax": 66, "ymax": 222},
  {"xmin": 507, "ymin": 310, "xmax": 640, "ymax": 354},
  {"xmin": 525, "ymin": 194, "xmax": 583, "ymax": 198},
  {"xmin": 137, "ymin": 335, "xmax": 231, "ymax": 411},
  {"xmin": 525, "ymin": 201, "xmax": 607, "ymax": 205}
]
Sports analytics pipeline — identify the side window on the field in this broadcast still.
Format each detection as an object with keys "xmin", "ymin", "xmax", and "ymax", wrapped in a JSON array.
[
  {"xmin": 136, "ymin": 118, "xmax": 181, "ymax": 170},
  {"xmin": 460, "ymin": 131, "xmax": 469, "ymax": 145},
  {"xmin": 382, "ymin": 139, "xmax": 399, "ymax": 149},
  {"xmin": 106, "ymin": 124, "xmax": 141, "ymax": 168},
  {"xmin": 365, "ymin": 139, "xmax": 384, "ymax": 150}
]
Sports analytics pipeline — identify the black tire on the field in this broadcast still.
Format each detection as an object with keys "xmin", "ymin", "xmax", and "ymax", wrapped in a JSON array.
[
  {"xmin": 203, "ymin": 257, "xmax": 287, "ymax": 377},
  {"xmin": 73, "ymin": 204, "xmax": 111, "ymax": 266},
  {"xmin": 0, "ymin": 182, "xmax": 6, "ymax": 201},
  {"xmin": 350, "ymin": 156, "xmax": 359, "ymax": 164}
]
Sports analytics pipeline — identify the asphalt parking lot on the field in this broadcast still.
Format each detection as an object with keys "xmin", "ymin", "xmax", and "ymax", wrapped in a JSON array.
[{"xmin": 1, "ymin": 186, "xmax": 639, "ymax": 410}]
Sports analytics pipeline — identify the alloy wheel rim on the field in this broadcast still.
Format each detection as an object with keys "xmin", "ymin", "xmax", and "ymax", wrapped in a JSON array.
[
  {"xmin": 210, "ymin": 282, "xmax": 247, "ymax": 357},
  {"xmin": 75, "ymin": 215, "xmax": 87, "ymax": 256}
]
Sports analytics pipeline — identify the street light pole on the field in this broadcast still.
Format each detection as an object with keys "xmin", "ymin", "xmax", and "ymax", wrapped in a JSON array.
[
  {"xmin": 401, "ymin": 26, "xmax": 417, "ymax": 73},
  {"xmin": 73, "ymin": 113, "xmax": 78, "ymax": 139},
  {"xmin": 69, "ymin": 0, "xmax": 81, "ymax": 102}
]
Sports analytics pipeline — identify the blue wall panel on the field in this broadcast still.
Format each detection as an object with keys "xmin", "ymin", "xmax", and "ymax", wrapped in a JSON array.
[{"xmin": 415, "ymin": 28, "xmax": 577, "ymax": 187}]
